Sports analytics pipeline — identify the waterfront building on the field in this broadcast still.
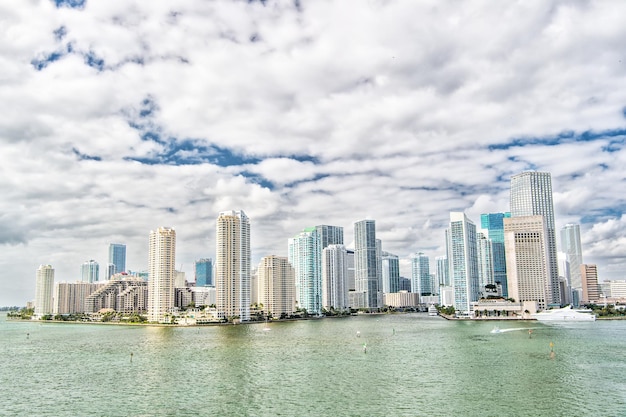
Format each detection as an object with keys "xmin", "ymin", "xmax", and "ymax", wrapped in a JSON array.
[
  {"xmin": 561, "ymin": 224, "xmax": 583, "ymax": 290},
  {"xmin": 175, "ymin": 286, "xmax": 216, "ymax": 309},
  {"xmin": 381, "ymin": 251, "xmax": 400, "ymax": 294},
  {"xmin": 439, "ymin": 285, "xmax": 454, "ymax": 307},
  {"xmin": 383, "ymin": 291, "xmax": 419, "ymax": 308},
  {"xmin": 108, "ymin": 243, "xmax": 126, "ymax": 275},
  {"xmin": 35, "ymin": 265, "xmax": 55, "ymax": 318},
  {"xmin": 86, "ymin": 275, "xmax": 148, "ymax": 313},
  {"xmin": 346, "ymin": 250, "xmax": 355, "ymax": 291},
  {"xmin": 435, "ymin": 256, "xmax": 449, "ymax": 288},
  {"xmin": 581, "ymin": 264, "xmax": 600, "ymax": 304},
  {"xmin": 322, "ymin": 245, "xmax": 350, "ymax": 311},
  {"xmin": 195, "ymin": 258, "xmax": 214, "ymax": 287},
  {"xmin": 81, "ymin": 260, "xmax": 99, "ymax": 283},
  {"xmin": 53, "ymin": 281, "xmax": 102, "ymax": 314},
  {"xmin": 476, "ymin": 232, "xmax": 494, "ymax": 293},
  {"xmin": 216, "ymin": 210, "xmax": 251, "ymax": 321},
  {"xmin": 354, "ymin": 220, "xmax": 380, "ymax": 309},
  {"xmin": 510, "ymin": 171, "xmax": 560, "ymax": 305},
  {"xmin": 147, "ymin": 227, "xmax": 176, "ymax": 323},
  {"xmin": 480, "ymin": 212, "xmax": 511, "ymax": 296},
  {"xmin": 600, "ymin": 280, "xmax": 626, "ymax": 299},
  {"xmin": 257, "ymin": 255, "xmax": 296, "ymax": 318},
  {"xmin": 446, "ymin": 212, "xmax": 480, "ymax": 316},
  {"xmin": 289, "ymin": 227, "xmax": 322, "ymax": 314},
  {"xmin": 504, "ymin": 215, "xmax": 551, "ymax": 310}
]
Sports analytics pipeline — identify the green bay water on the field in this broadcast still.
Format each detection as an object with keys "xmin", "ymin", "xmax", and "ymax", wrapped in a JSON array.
[{"xmin": 1, "ymin": 313, "xmax": 625, "ymax": 417}]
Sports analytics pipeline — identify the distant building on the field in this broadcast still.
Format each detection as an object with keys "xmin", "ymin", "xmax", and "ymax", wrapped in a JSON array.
[
  {"xmin": 35, "ymin": 265, "xmax": 55, "ymax": 318},
  {"xmin": 398, "ymin": 276, "xmax": 411, "ymax": 292},
  {"xmin": 435, "ymin": 256, "xmax": 449, "ymax": 288},
  {"xmin": 216, "ymin": 210, "xmax": 251, "ymax": 321},
  {"xmin": 381, "ymin": 251, "xmax": 400, "ymax": 294},
  {"xmin": 289, "ymin": 227, "xmax": 322, "ymax": 314},
  {"xmin": 195, "ymin": 258, "xmax": 214, "ymax": 287},
  {"xmin": 147, "ymin": 227, "xmax": 176, "ymax": 322},
  {"xmin": 447, "ymin": 212, "xmax": 480, "ymax": 316},
  {"xmin": 581, "ymin": 264, "xmax": 600, "ymax": 304},
  {"xmin": 561, "ymin": 224, "xmax": 583, "ymax": 289},
  {"xmin": 105, "ymin": 263, "xmax": 116, "ymax": 280},
  {"xmin": 53, "ymin": 281, "xmax": 102, "ymax": 314},
  {"xmin": 323, "ymin": 245, "xmax": 350, "ymax": 310},
  {"xmin": 510, "ymin": 171, "xmax": 560, "ymax": 305},
  {"xmin": 410, "ymin": 252, "xmax": 430, "ymax": 296},
  {"xmin": 354, "ymin": 219, "xmax": 380, "ymax": 309},
  {"xmin": 108, "ymin": 243, "xmax": 126, "ymax": 275},
  {"xmin": 600, "ymin": 280, "xmax": 626, "ymax": 299},
  {"xmin": 257, "ymin": 255, "xmax": 296, "ymax": 318},
  {"xmin": 81, "ymin": 260, "xmax": 99, "ymax": 283},
  {"xmin": 384, "ymin": 291, "xmax": 419, "ymax": 308},
  {"xmin": 480, "ymin": 212, "xmax": 511, "ymax": 296},
  {"xmin": 476, "ymin": 232, "xmax": 494, "ymax": 294}
]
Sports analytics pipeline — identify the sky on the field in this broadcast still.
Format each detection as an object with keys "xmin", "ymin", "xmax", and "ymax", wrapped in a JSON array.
[{"xmin": 1, "ymin": 0, "xmax": 626, "ymax": 306}]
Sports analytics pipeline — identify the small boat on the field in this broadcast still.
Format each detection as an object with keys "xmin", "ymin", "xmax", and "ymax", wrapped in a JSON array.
[
  {"xmin": 428, "ymin": 305, "xmax": 438, "ymax": 316},
  {"xmin": 531, "ymin": 305, "xmax": 596, "ymax": 322}
]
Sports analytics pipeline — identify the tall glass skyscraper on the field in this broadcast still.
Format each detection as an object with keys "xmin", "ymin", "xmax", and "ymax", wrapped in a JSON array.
[
  {"xmin": 510, "ymin": 171, "xmax": 560, "ymax": 306},
  {"xmin": 354, "ymin": 220, "xmax": 379, "ymax": 309},
  {"xmin": 410, "ymin": 252, "xmax": 431, "ymax": 295},
  {"xmin": 560, "ymin": 224, "xmax": 583, "ymax": 289},
  {"xmin": 195, "ymin": 258, "xmax": 214, "ymax": 287},
  {"xmin": 147, "ymin": 227, "xmax": 176, "ymax": 323},
  {"xmin": 322, "ymin": 244, "xmax": 350, "ymax": 310},
  {"xmin": 381, "ymin": 251, "xmax": 400, "ymax": 294},
  {"xmin": 447, "ymin": 212, "xmax": 480, "ymax": 315},
  {"xmin": 476, "ymin": 232, "xmax": 494, "ymax": 291},
  {"xmin": 480, "ymin": 212, "xmax": 510, "ymax": 296},
  {"xmin": 108, "ymin": 243, "xmax": 126, "ymax": 275},
  {"xmin": 216, "ymin": 210, "xmax": 251, "ymax": 321},
  {"xmin": 288, "ymin": 227, "xmax": 322, "ymax": 314}
]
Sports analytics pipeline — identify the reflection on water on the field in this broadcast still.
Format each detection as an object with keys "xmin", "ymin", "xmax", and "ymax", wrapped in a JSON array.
[{"xmin": 1, "ymin": 313, "xmax": 625, "ymax": 416}]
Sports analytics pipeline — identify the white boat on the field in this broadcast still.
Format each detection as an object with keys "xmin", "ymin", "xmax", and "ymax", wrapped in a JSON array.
[
  {"xmin": 428, "ymin": 305, "xmax": 438, "ymax": 316},
  {"xmin": 531, "ymin": 305, "xmax": 596, "ymax": 322}
]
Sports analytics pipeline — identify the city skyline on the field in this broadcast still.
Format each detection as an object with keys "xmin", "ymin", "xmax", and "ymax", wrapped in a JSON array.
[{"xmin": 2, "ymin": 1, "xmax": 626, "ymax": 306}]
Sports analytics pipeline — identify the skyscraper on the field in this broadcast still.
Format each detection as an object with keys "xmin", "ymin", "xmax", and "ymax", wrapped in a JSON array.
[
  {"xmin": 315, "ymin": 225, "xmax": 344, "ymax": 249},
  {"xmin": 510, "ymin": 171, "xmax": 560, "ymax": 305},
  {"xmin": 435, "ymin": 256, "xmax": 450, "ymax": 288},
  {"xmin": 354, "ymin": 219, "xmax": 379, "ymax": 309},
  {"xmin": 108, "ymin": 243, "xmax": 126, "ymax": 275},
  {"xmin": 580, "ymin": 264, "xmax": 600, "ymax": 303},
  {"xmin": 410, "ymin": 252, "xmax": 431, "ymax": 296},
  {"xmin": 447, "ymin": 212, "xmax": 480, "ymax": 316},
  {"xmin": 216, "ymin": 210, "xmax": 251, "ymax": 321},
  {"xmin": 504, "ymin": 216, "xmax": 551, "ymax": 310},
  {"xmin": 35, "ymin": 265, "xmax": 54, "ymax": 318},
  {"xmin": 288, "ymin": 227, "xmax": 322, "ymax": 314},
  {"xmin": 480, "ymin": 212, "xmax": 510, "ymax": 296},
  {"xmin": 381, "ymin": 251, "xmax": 400, "ymax": 294},
  {"xmin": 257, "ymin": 255, "xmax": 295, "ymax": 318},
  {"xmin": 561, "ymin": 224, "xmax": 583, "ymax": 289},
  {"xmin": 476, "ymin": 232, "xmax": 494, "ymax": 290},
  {"xmin": 195, "ymin": 258, "xmax": 214, "ymax": 287},
  {"xmin": 322, "ymin": 244, "xmax": 350, "ymax": 311},
  {"xmin": 147, "ymin": 227, "xmax": 176, "ymax": 323},
  {"xmin": 81, "ymin": 260, "xmax": 99, "ymax": 283}
]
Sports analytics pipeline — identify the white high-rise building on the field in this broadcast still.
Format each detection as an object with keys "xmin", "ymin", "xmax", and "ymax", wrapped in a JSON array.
[
  {"xmin": 504, "ymin": 216, "xmax": 551, "ymax": 310},
  {"xmin": 354, "ymin": 220, "xmax": 379, "ymax": 309},
  {"xmin": 381, "ymin": 251, "xmax": 400, "ymax": 294},
  {"xmin": 147, "ymin": 227, "xmax": 176, "ymax": 323},
  {"xmin": 81, "ymin": 260, "xmax": 99, "ymax": 283},
  {"xmin": 476, "ymin": 232, "xmax": 494, "ymax": 290},
  {"xmin": 410, "ymin": 252, "xmax": 430, "ymax": 296},
  {"xmin": 561, "ymin": 224, "xmax": 583, "ymax": 289},
  {"xmin": 322, "ymin": 244, "xmax": 350, "ymax": 310},
  {"xmin": 257, "ymin": 256, "xmax": 295, "ymax": 318},
  {"xmin": 35, "ymin": 264, "xmax": 55, "ymax": 318},
  {"xmin": 435, "ymin": 256, "xmax": 450, "ymax": 288},
  {"xmin": 447, "ymin": 212, "xmax": 480, "ymax": 316},
  {"xmin": 216, "ymin": 210, "xmax": 251, "ymax": 321},
  {"xmin": 510, "ymin": 171, "xmax": 560, "ymax": 305}
]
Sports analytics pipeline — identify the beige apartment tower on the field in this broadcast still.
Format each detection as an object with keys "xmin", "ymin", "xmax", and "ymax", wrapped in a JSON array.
[
  {"xmin": 504, "ymin": 215, "xmax": 552, "ymax": 310},
  {"xmin": 581, "ymin": 264, "xmax": 600, "ymax": 303},
  {"xmin": 257, "ymin": 256, "xmax": 295, "ymax": 318},
  {"xmin": 216, "ymin": 210, "xmax": 251, "ymax": 321},
  {"xmin": 35, "ymin": 264, "xmax": 55, "ymax": 318},
  {"xmin": 147, "ymin": 227, "xmax": 176, "ymax": 323}
]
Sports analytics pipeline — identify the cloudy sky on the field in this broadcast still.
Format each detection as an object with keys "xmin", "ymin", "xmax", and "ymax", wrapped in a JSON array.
[{"xmin": 1, "ymin": 0, "xmax": 626, "ymax": 305}]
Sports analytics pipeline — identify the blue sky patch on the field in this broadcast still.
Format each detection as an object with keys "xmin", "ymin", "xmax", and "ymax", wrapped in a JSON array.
[
  {"xmin": 489, "ymin": 128, "xmax": 626, "ymax": 151},
  {"xmin": 84, "ymin": 51, "xmax": 105, "ymax": 71},
  {"xmin": 53, "ymin": 26, "xmax": 67, "ymax": 41},
  {"xmin": 54, "ymin": 0, "xmax": 85, "ymax": 9},
  {"xmin": 72, "ymin": 147, "xmax": 101, "ymax": 161},
  {"xmin": 31, "ymin": 51, "xmax": 64, "ymax": 71}
]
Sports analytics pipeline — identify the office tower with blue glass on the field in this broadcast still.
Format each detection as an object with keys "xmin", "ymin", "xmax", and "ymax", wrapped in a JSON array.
[
  {"xmin": 560, "ymin": 224, "xmax": 583, "ymax": 290},
  {"xmin": 410, "ymin": 252, "xmax": 431, "ymax": 295},
  {"xmin": 108, "ymin": 243, "xmax": 126, "ymax": 275},
  {"xmin": 480, "ymin": 213, "xmax": 510, "ymax": 296},
  {"xmin": 195, "ymin": 258, "xmax": 214, "ymax": 287}
]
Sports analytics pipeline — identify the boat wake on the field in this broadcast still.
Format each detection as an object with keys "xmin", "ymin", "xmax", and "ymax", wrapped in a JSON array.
[{"xmin": 490, "ymin": 327, "xmax": 535, "ymax": 334}]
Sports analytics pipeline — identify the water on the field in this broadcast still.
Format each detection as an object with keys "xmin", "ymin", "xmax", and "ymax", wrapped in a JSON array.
[{"xmin": 1, "ymin": 313, "xmax": 625, "ymax": 416}]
